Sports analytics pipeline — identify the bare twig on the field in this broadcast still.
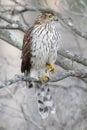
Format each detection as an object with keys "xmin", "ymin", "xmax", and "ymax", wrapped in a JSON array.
[
  {"xmin": 0, "ymin": 75, "xmax": 39, "ymax": 88},
  {"xmin": 20, "ymin": 13, "xmax": 30, "ymax": 27},
  {"xmin": 0, "ymin": 75, "xmax": 22, "ymax": 88},
  {"xmin": 0, "ymin": 13, "xmax": 27, "ymax": 32},
  {"xmin": 3, "ymin": 4, "xmax": 87, "ymax": 40},
  {"xmin": 56, "ymin": 56, "xmax": 87, "ymax": 83},
  {"xmin": 57, "ymin": 14, "xmax": 87, "ymax": 39},
  {"xmin": 58, "ymin": 49, "xmax": 87, "ymax": 66},
  {"xmin": 1, "ymin": 3, "xmax": 87, "ymax": 40},
  {"xmin": 0, "ymin": 24, "xmax": 27, "ymax": 30},
  {"xmin": 51, "ymin": 69, "xmax": 87, "ymax": 82}
]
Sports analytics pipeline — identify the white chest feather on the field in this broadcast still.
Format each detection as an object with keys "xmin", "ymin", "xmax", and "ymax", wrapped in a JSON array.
[{"xmin": 30, "ymin": 22, "xmax": 60, "ymax": 69}]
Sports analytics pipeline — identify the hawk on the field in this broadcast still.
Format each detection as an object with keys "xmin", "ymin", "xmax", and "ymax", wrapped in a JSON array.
[{"xmin": 21, "ymin": 10, "xmax": 60, "ymax": 118}]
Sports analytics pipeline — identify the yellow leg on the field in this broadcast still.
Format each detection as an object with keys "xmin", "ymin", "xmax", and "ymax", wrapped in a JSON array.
[
  {"xmin": 39, "ymin": 75, "xmax": 49, "ymax": 83},
  {"xmin": 45, "ymin": 63, "xmax": 55, "ymax": 74}
]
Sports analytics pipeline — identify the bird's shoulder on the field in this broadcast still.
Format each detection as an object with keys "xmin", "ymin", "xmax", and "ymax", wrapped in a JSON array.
[{"xmin": 22, "ymin": 26, "xmax": 34, "ymax": 49}]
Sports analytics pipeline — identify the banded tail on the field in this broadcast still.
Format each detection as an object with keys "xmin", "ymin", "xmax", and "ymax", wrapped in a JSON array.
[{"xmin": 36, "ymin": 84, "xmax": 56, "ymax": 119}]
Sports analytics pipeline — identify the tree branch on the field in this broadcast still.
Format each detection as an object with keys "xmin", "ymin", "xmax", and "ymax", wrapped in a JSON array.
[
  {"xmin": 0, "ymin": 24, "xmax": 26, "ymax": 30},
  {"xmin": 51, "ymin": 69, "xmax": 87, "ymax": 82},
  {"xmin": 0, "ymin": 29, "xmax": 22, "ymax": 50},
  {"xmin": 1, "ymin": 29, "xmax": 87, "ymax": 68},
  {"xmin": 0, "ymin": 68, "xmax": 87, "ymax": 88},
  {"xmin": 56, "ymin": 56, "xmax": 87, "ymax": 83},
  {"xmin": 6, "ymin": 4, "xmax": 87, "ymax": 40},
  {"xmin": 58, "ymin": 49, "xmax": 87, "ymax": 66},
  {"xmin": 0, "ymin": 29, "xmax": 87, "ymax": 82},
  {"xmin": 0, "ymin": 13, "xmax": 27, "ymax": 32},
  {"xmin": 57, "ymin": 14, "xmax": 87, "ymax": 39}
]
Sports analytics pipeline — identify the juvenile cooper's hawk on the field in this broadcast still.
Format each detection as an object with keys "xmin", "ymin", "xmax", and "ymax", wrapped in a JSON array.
[{"xmin": 21, "ymin": 10, "xmax": 60, "ymax": 118}]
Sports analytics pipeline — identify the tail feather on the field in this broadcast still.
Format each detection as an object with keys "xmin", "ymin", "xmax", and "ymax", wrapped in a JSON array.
[{"xmin": 36, "ymin": 84, "xmax": 56, "ymax": 119}]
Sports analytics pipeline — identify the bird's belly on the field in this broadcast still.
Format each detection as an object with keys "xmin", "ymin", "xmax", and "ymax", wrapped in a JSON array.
[
  {"xmin": 31, "ymin": 46, "xmax": 49, "ymax": 69},
  {"xmin": 31, "ymin": 42, "xmax": 57, "ymax": 69}
]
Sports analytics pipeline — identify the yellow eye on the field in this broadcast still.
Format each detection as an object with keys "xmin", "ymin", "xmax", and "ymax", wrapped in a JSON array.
[{"xmin": 49, "ymin": 15, "xmax": 52, "ymax": 18}]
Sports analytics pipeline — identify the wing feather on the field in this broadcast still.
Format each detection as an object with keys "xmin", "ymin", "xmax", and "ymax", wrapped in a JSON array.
[{"xmin": 21, "ymin": 27, "xmax": 33, "ymax": 73}]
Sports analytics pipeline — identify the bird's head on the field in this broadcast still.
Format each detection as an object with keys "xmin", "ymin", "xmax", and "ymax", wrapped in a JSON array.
[{"xmin": 35, "ymin": 10, "xmax": 58, "ymax": 25}]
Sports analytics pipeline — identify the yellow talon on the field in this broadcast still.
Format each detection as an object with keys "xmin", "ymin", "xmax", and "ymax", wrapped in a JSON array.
[
  {"xmin": 39, "ymin": 75, "xmax": 49, "ymax": 83},
  {"xmin": 45, "ymin": 64, "xmax": 55, "ymax": 74}
]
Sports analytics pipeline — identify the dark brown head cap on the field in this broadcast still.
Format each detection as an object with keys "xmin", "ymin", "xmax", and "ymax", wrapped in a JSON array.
[{"xmin": 40, "ymin": 9, "xmax": 55, "ymax": 16}]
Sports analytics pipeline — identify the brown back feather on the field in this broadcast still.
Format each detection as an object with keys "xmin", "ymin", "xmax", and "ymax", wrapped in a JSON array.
[{"xmin": 21, "ymin": 27, "xmax": 33, "ymax": 73}]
